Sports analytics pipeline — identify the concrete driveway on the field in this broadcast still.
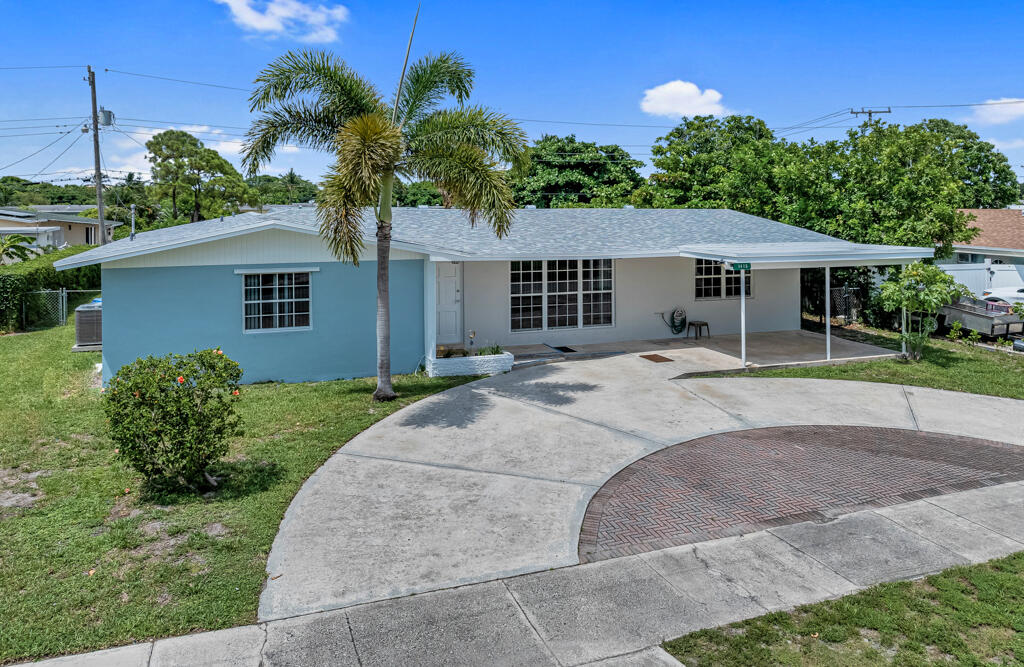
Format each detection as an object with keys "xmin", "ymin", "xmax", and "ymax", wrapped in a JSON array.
[
  {"xmin": 26, "ymin": 354, "xmax": 1024, "ymax": 667},
  {"xmin": 260, "ymin": 353, "xmax": 1024, "ymax": 621}
]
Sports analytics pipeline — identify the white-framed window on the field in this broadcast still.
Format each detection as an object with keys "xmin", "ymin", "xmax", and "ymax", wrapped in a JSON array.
[
  {"xmin": 510, "ymin": 260, "xmax": 544, "ymax": 331},
  {"xmin": 509, "ymin": 259, "xmax": 615, "ymax": 331},
  {"xmin": 582, "ymin": 259, "xmax": 614, "ymax": 326},
  {"xmin": 546, "ymin": 259, "xmax": 579, "ymax": 329},
  {"xmin": 84, "ymin": 226, "xmax": 94, "ymax": 244},
  {"xmin": 242, "ymin": 271, "xmax": 312, "ymax": 331},
  {"xmin": 695, "ymin": 259, "xmax": 752, "ymax": 300}
]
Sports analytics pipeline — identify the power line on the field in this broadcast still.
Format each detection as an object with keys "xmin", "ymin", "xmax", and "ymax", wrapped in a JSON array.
[
  {"xmin": 104, "ymin": 68, "xmax": 250, "ymax": 92},
  {"xmin": 25, "ymin": 132, "xmax": 85, "ymax": 183},
  {"xmin": 120, "ymin": 116, "xmax": 250, "ymax": 130},
  {"xmin": 891, "ymin": 99, "xmax": 1024, "ymax": 110},
  {"xmin": 0, "ymin": 123, "xmax": 83, "ymax": 131},
  {"xmin": 0, "ymin": 116, "xmax": 86, "ymax": 123},
  {"xmin": 115, "ymin": 123, "xmax": 248, "ymax": 137},
  {"xmin": 0, "ymin": 129, "xmax": 81, "ymax": 172},
  {"xmin": 0, "ymin": 130, "xmax": 83, "ymax": 139},
  {"xmin": 0, "ymin": 65, "xmax": 86, "ymax": 70}
]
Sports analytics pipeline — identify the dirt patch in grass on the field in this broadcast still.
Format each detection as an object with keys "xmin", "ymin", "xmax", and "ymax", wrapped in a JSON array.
[
  {"xmin": 203, "ymin": 522, "xmax": 229, "ymax": 537},
  {"xmin": 0, "ymin": 468, "xmax": 50, "ymax": 512}
]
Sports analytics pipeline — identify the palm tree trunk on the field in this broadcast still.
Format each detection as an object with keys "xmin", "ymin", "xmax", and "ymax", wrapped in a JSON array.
[{"xmin": 372, "ymin": 173, "xmax": 397, "ymax": 401}]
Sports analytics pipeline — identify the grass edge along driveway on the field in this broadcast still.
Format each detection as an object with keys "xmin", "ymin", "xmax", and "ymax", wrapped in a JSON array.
[
  {"xmin": 736, "ymin": 323, "xmax": 1024, "ymax": 401},
  {"xmin": 664, "ymin": 551, "xmax": 1024, "ymax": 665},
  {"xmin": 0, "ymin": 322, "xmax": 471, "ymax": 664}
]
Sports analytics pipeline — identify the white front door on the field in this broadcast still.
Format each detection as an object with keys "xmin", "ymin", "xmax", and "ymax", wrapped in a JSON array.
[{"xmin": 436, "ymin": 262, "xmax": 463, "ymax": 344}]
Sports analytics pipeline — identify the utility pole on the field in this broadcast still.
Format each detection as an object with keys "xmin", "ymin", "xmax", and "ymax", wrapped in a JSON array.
[
  {"xmin": 850, "ymin": 107, "xmax": 892, "ymax": 123},
  {"xmin": 86, "ymin": 66, "xmax": 106, "ymax": 245}
]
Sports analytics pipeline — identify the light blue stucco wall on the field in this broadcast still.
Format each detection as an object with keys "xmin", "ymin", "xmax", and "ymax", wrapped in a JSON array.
[{"xmin": 100, "ymin": 260, "xmax": 424, "ymax": 384}]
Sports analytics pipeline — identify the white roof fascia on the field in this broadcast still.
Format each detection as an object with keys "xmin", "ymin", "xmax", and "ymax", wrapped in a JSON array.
[
  {"xmin": 952, "ymin": 245, "xmax": 1024, "ymax": 258},
  {"xmin": 677, "ymin": 245, "xmax": 933, "ymax": 268},
  {"xmin": 426, "ymin": 248, "xmax": 686, "ymax": 263},
  {"xmin": 55, "ymin": 220, "xmax": 444, "ymax": 271}
]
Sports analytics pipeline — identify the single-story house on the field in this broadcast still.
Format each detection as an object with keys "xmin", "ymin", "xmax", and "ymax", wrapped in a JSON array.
[
  {"xmin": 0, "ymin": 208, "xmax": 118, "ymax": 245},
  {"xmin": 938, "ymin": 207, "xmax": 1024, "ymax": 295},
  {"xmin": 55, "ymin": 206, "xmax": 933, "ymax": 384}
]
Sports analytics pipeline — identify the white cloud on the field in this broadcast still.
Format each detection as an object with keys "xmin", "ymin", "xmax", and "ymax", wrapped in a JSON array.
[
  {"xmin": 640, "ymin": 80, "xmax": 729, "ymax": 118},
  {"xmin": 989, "ymin": 137, "xmax": 1024, "ymax": 150},
  {"xmin": 214, "ymin": 0, "xmax": 349, "ymax": 43},
  {"xmin": 970, "ymin": 98, "xmax": 1024, "ymax": 125}
]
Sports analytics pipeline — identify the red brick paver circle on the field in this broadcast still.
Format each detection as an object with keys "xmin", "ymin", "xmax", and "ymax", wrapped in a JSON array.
[{"xmin": 579, "ymin": 426, "xmax": 1024, "ymax": 563}]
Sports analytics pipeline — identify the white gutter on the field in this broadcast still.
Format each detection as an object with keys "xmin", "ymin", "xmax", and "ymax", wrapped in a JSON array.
[{"xmin": 952, "ymin": 245, "xmax": 1024, "ymax": 258}]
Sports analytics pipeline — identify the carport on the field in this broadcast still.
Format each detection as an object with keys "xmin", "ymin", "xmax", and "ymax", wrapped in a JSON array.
[{"xmin": 678, "ymin": 241, "xmax": 935, "ymax": 366}]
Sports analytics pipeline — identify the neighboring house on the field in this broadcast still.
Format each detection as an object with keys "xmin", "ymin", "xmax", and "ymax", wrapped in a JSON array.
[
  {"xmin": 0, "ymin": 208, "xmax": 119, "ymax": 245},
  {"xmin": 29, "ymin": 204, "xmax": 97, "ymax": 214},
  {"xmin": 55, "ymin": 206, "xmax": 932, "ymax": 384},
  {"xmin": 938, "ymin": 207, "xmax": 1024, "ymax": 296}
]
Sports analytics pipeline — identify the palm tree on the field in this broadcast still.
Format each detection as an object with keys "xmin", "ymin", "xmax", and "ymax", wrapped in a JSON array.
[
  {"xmin": 0, "ymin": 233, "xmax": 34, "ymax": 263},
  {"xmin": 242, "ymin": 31, "xmax": 526, "ymax": 400}
]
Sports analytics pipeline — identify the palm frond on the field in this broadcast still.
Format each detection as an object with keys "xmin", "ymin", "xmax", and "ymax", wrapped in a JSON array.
[
  {"xmin": 333, "ymin": 114, "xmax": 404, "ymax": 202},
  {"xmin": 393, "ymin": 52, "xmax": 474, "ymax": 128},
  {"xmin": 317, "ymin": 113, "xmax": 404, "ymax": 263},
  {"xmin": 405, "ymin": 106, "xmax": 527, "ymax": 165},
  {"xmin": 241, "ymin": 101, "xmax": 341, "ymax": 175},
  {"xmin": 408, "ymin": 144, "xmax": 516, "ymax": 237},
  {"xmin": 316, "ymin": 178, "xmax": 368, "ymax": 264},
  {"xmin": 249, "ymin": 50, "xmax": 384, "ymax": 116}
]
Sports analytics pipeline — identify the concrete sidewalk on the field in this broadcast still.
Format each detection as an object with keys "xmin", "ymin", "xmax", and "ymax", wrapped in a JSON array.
[{"xmin": 27, "ymin": 481, "xmax": 1024, "ymax": 666}]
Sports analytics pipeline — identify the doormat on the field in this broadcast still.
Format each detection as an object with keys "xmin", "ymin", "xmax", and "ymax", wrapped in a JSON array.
[{"xmin": 639, "ymin": 353, "xmax": 673, "ymax": 363}]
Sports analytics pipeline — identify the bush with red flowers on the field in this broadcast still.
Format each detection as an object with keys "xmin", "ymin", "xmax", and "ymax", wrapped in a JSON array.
[{"xmin": 103, "ymin": 349, "xmax": 243, "ymax": 488}]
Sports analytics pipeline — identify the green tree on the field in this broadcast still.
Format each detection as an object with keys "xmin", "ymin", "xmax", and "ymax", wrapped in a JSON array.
[
  {"xmin": 247, "ymin": 169, "xmax": 319, "ymax": 205},
  {"xmin": 146, "ymin": 130, "xmax": 202, "ymax": 218},
  {"xmin": 242, "ymin": 45, "xmax": 526, "ymax": 400},
  {"xmin": 393, "ymin": 179, "xmax": 443, "ymax": 206},
  {"xmin": 147, "ymin": 130, "xmax": 254, "ymax": 222},
  {"xmin": 831, "ymin": 121, "xmax": 976, "ymax": 257},
  {"xmin": 0, "ymin": 233, "xmax": 34, "ymax": 263},
  {"xmin": 879, "ymin": 262, "xmax": 971, "ymax": 360},
  {"xmin": 645, "ymin": 115, "xmax": 782, "ymax": 217},
  {"xmin": 916, "ymin": 118, "xmax": 1019, "ymax": 209},
  {"xmin": 508, "ymin": 134, "xmax": 644, "ymax": 208}
]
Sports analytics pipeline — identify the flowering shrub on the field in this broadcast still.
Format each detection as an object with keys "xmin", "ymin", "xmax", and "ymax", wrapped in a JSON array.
[{"xmin": 103, "ymin": 349, "xmax": 243, "ymax": 487}]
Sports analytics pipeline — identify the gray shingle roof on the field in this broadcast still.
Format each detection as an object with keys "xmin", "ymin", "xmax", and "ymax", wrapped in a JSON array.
[{"xmin": 54, "ymin": 206, "xmax": 933, "ymax": 269}]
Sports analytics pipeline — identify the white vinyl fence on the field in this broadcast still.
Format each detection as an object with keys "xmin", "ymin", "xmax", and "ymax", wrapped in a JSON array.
[{"xmin": 941, "ymin": 263, "xmax": 1024, "ymax": 297}]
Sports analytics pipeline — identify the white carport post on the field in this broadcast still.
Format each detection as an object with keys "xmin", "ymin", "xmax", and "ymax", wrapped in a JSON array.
[
  {"xmin": 900, "ymin": 262, "xmax": 908, "ymax": 356},
  {"xmin": 824, "ymin": 266, "xmax": 831, "ymax": 360},
  {"xmin": 740, "ymin": 268, "xmax": 747, "ymax": 367}
]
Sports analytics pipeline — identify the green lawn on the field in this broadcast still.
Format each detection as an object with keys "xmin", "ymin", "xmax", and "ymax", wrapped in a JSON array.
[
  {"xmin": 0, "ymin": 322, "xmax": 471, "ymax": 663},
  {"xmin": 664, "ymin": 552, "xmax": 1024, "ymax": 665},
  {"xmin": 747, "ymin": 322, "xmax": 1024, "ymax": 400}
]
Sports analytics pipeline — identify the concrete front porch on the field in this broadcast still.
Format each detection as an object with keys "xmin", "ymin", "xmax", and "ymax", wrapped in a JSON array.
[{"xmin": 506, "ymin": 329, "xmax": 897, "ymax": 377}]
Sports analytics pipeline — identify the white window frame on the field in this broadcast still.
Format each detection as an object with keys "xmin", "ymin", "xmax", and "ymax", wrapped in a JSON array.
[
  {"xmin": 508, "ymin": 259, "xmax": 616, "ymax": 333},
  {"xmin": 694, "ymin": 259, "xmax": 753, "ymax": 301},
  {"xmin": 237, "ymin": 267, "xmax": 319, "ymax": 334},
  {"xmin": 509, "ymin": 260, "xmax": 545, "ymax": 332}
]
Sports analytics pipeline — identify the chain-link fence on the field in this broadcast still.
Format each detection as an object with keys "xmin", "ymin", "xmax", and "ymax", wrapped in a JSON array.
[
  {"xmin": 830, "ymin": 285, "xmax": 864, "ymax": 324},
  {"xmin": 20, "ymin": 289, "xmax": 101, "ymax": 329}
]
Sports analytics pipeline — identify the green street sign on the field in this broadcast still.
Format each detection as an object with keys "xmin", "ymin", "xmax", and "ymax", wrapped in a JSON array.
[{"xmin": 731, "ymin": 262, "xmax": 751, "ymax": 270}]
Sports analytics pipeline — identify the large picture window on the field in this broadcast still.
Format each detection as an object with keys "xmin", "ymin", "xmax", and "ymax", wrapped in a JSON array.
[
  {"xmin": 510, "ymin": 259, "xmax": 614, "ymax": 331},
  {"xmin": 695, "ymin": 259, "xmax": 752, "ymax": 300},
  {"xmin": 243, "ymin": 271, "xmax": 311, "ymax": 331}
]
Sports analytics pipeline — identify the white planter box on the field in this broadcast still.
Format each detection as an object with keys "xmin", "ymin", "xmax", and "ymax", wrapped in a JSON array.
[{"xmin": 427, "ymin": 351, "xmax": 514, "ymax": 377}]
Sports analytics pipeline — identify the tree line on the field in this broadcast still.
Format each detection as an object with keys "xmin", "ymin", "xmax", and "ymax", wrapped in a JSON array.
[{"xmin": 3, "ymin": 115, "xmax": 1020, "ymax": 255}]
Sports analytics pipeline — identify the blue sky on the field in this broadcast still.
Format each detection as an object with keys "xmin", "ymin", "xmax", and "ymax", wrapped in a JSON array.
[{"xmin": 1, "ymin": 0, "xmax": 1022, "ymax": 187}]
